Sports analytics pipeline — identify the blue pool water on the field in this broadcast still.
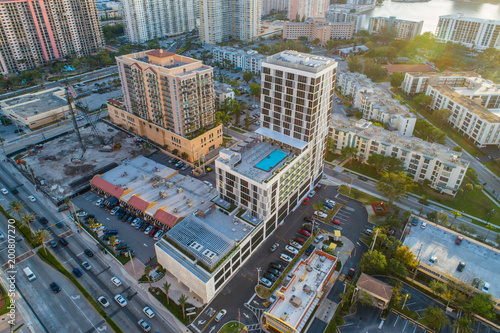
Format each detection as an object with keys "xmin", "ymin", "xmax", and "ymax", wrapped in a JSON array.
[{"xmin": 255, "ymin": 150, "xmax": 288, "ymax": 172}]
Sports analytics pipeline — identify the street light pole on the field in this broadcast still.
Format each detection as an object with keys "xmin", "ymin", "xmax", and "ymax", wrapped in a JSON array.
[
  {"xmin": 257, "ymin": 267, "xmax": 261, "ymax": 285},
  {"xmin": 129, "ymin": 250, "xmax": 137, "ymax": 280}
]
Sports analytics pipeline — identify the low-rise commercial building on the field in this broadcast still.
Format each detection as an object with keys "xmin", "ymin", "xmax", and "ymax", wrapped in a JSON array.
[
  {"xmin": 337, "ymin": 72, "xmax": 416, "ymax": 136},
  {"xmin": 403, "ymin": 216, "xmax": 500, "ymax": 310},
  {"xmin": 1, "ymin": 88, "xmax": 72, "ymax": 129},
  {"xmin": 329, "ymin": 114, "xmax": 469, "ymax": 195},
  {"xmin": 283, "ymin": 20, "xmax": 355, "ymax": 44},
  {"xmin": 212, "ymin": 48, "xmax": 266, "ymax": 73},
  {"xmin": 356, "ymin": 274, "xmax": 393, "ymax": 309},
  {"xmin": 90, "ymin": 156, "xmax": 216, "ymax": 229},
  {"xmin": 368, "ymin": 16, "xmax": 423, "ymax": 40},
  {"xmin": 262, "ymin": 250, "xmax": 338, "ymax": 332}
]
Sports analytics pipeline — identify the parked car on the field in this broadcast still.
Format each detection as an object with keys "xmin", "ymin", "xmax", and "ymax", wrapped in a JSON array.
[
  {"xmin": 138, "ymin": 319, "xmax": 151, "ymax": 332},
  {"xmin": 115, "ymin": 243, "xmax": 129, "ymax": 250},
  {"xmin": 289, "ymin": 241, "xmax": 302, "ymax": 249},
  {"xmin": 76, "ymin": 211, "xmax": 88, "ymax": 217},
  {"xmin": 98, "ymin": 296, "xmax": 110, "ymax": 308},
  {"xmin": 149, "ymin": 227, "xmax": 159, "ymax": 237},
  {"xmin": 50, "ymin": 282, "xmax": 61, "ymax": 293},
  {"xmin": 304, "ymin": 244, "xmax": 315, "ymax": 256},
  {"xmin": 455, "ymin": 236, "xmax": 464, "ymax": 245},
  {"xmin": 154, "ymin": 230, "xmax": 164, "ymax": 240},
  {"xmin": 110, "ymin": 207, "xmax": 121, "ymax": 215},
  {"xmin": 106, "ymin": 230, "xmax": 118, "ymax": 236},
  {"xmin": 411, "ymin": 217, "xmax": 419, "ymax": 226},
  {"xmin": 59, "ymin": 238, "xmax": 68, "ymax": 246},
  {"xmin": 131, "ymin": 218, "xmax": 141, "ymax": 227},
  {"xmin": 114, "ymin": 294, "xmax": 127, "ymax": 307},
  {"xmin": 267, "ymin": 268, "xmax": 280, "ymax": 276},
  {"xmin": 323, "ymin": 203, "xmax": 333, "ymax": 210},
  {"xmin": 294, "ymin": 237, "xmax": 305, "ymax": 245},
  {"xmin": 264, "ymin": 273, "xmax": 278, "ymax": 282},
  {"xmin": 331, "ymin": 219, "xmax": 341, "ymax": 225},
  {"xmin": 280, "ymin": 253, "xmax": 292, "ymax": 262},
  {"xmin": 303, "ymin": 216, "xmax": 313, "ymax": 222},
  {"xmin": 270, "ymin": 243, "xmax": 279, "ymax": 252},
  {"xmin": 215, "ymin": 309, "xmax": 227, "ymax": 323},
  {"xmin": 314, "ymin": 235, "xmax": 324, "ymax": 244},
  {"xmin": 259, "ymin": 277, "xmax": 272, "ymax": 288},
  {"xmin": 314, "ymin": 211, "xmax": 327, "ymax": 219},
  {"xmin": 302, "ymin": 198, "xmax": 310, "ymax": 205},
  {"xmin": 143, "ymin": 306, "xmax": 156, "ymax": 319},
  {"xmin": 135, "ymin": 220, "xmax": 144, "ymax": 230},
  {"xmin": 457, "ymin": 261, "xmax": 466, "ymax": 272},
  {"xmin": 94, "ymin": 198, "xmax": 104, "ymax": 206},
  {"xmin": 421, "ymin": 222, "xmax": 427, "ymax": 229},
  {"xmin": 84, "ymin": 249, "xmax": 94, "ymax": 257},
  {"xmin": 299, "ymin": 229, "xmax": 311, "ymax": 237},
  {"xmin": 144, "ymin": 226, "xmax": 153, "ymax": 235},
  {"xmin": 285, "ymin": 245, "xmax": 299, "ymax": 255},
  {"xmin": 72, "ymin": 268, "xmax": 83, "ymax": 277},
  {"xmin": 269, "ymin": 262, "xmax": 283, "ymax": 270},
  {"xmin": 111, "ymin": 277, "xmax": 122, "ymax": 287},
  {"xmin": 141, "ymin": 223, "xmax": 150, "ymax": 231},
  {"xmin": 307, "ymin": 190, "xmax": 316, "ymax": 198},
  {"xmin": 325, "ymin": 199, "xmax": 336, "ymax": 206}
]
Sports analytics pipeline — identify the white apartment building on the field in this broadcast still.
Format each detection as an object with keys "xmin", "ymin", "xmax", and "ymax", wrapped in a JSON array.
[
  {"xmin": 214, "ymin": 81, "xmax": 236, "ymax": 109},
  {"xmin": 402, "ymin": 72, "xmax": 500, "ymax": 111},
  {"xmin": 369, "ymin": 16, "xmax": 423, "ymax": 40},
  {"xmin": 122, "ymin": 0, "xmax": 195, "ymax": 43},
  {"xmin": 325, "ymin": 7, "xmax": 366, "ymax": 33},
  {"xmin": 330, "ymin": 114, "xmax": 469, "ymax": 195},
  {"xmin": 435, "ymin": 14, "xmax": 500, "ymax": 50},
  {"xmin": 155, "ymin": 51, "xmax": 337, "ymax": 304},
  {"xmin": 337, "ymin": 72, "xmax": 417, "ymax": 136},
  {"xmin": 261, "ymin": 0, "xmax": 289, "ymax": 15},
  {"xmin": 426, "ymin": 85, "xmax": 500, "ymax": 146},
  {"xmin": 288, "ymin": 0, "xmax": 329, "ymax": 21},
  {"xmin": 212, "ymin": 48, "xmax": 266, "ymax": 73},
  {"xmin": 199, "ymin": 0, "xmax": 261, "ymax": 44}
]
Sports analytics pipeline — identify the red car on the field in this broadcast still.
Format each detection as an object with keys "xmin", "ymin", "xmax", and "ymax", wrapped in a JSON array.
[
  {"xmin": 455, "ymin": 236, "xmax": 463, "ymax": 245},
  {"xmin": 331, "ymin": 219, "xmax": 341, "ymax": 225},
  {"xmin": 294, "ymin": 237, "xmax": 305, "ymax": 245},
  {"xmin": 314, "ymin": 185, "xmax": 322, "ymax": 192},
  {"xmin": 302, "ymin": 198, "xmax": 310, "ymax": 205},
  {"xmin": 299, "ymin": 229, "xmax": 311, "ymax": 237}
]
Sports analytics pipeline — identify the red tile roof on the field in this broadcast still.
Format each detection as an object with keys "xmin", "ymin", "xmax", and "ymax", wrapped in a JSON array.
[
  {"xmin": 153, "ymin": 209, "xmax": 178, "ymax": 228},
  {"xmin": 357, "ymin": 273, "xmax": 393, "ymax": 301},
  {"xmin": 146, "ymin": 49, "xmax": 175, "ymax": 58},
  {"xmin": 128, "ymin": 195, "xmax": 150, "ymax": 211},
  {"xmin": 90, "ymin": 176, "xmax": 124, "ymax": 198}
]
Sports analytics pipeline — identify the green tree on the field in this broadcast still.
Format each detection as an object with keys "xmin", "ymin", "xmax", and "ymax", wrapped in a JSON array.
[
  {"xmin": 326, "ymin": 137, "xmax": 336, "ymax": 153},
  {"xmin": 178, "ymin": 294, "xmax": 190, "ymax": 319},
  {"xmin": 394, "ymin": 245, "xmax": 417, "ymax": 269},
  {"xmin": 8, "ymin": 200, "xmax": 25, "ymax": 218},
  {"xmin": 347, "ymin": 57, "xmax": 363, "ymax": 72},
  {"xmin": 215, "ymin": 110, "xmax": 231, "ymax": 132},
  {"xmin": 376, "ymin": 171, "xmax": 416, "ymax": 204},
  {"xmin": 422, "ymin": 306, "xmax": 449, "ymax": 331},
  {"xmin": 434, "ymin": 108, "xmax": 452, "ymax": 124},
  {"xmin": 108, "ymin": 235, "xmax": 118, "ymax": 255},
  {"xmin": 181, "ymin": 152, "xmax": 188, "ymax": 160},
  {"xmin": 298, "ymin": 36, "xmax": 308, "ymax": 41},
  {"xmin": 144, "ymin": 266, "xmax": 153, "ymax": 288},
  {"xmin": 163, "ymin": 281, "xmax": 171, "ymax": 304},
  {"xmin": 464, "ymin": 293, "xmax": 495, "ymax": 320},
  {"xmin": 449, "ymin": 210, "xmax": 462, "ymax": 228},
  {"xmin": 312, "ymin": 38, "xmax": 321, "ymax": 46},
  {"xmin": 390, "ymin": 72, "xmax": 405, "ymax": 88},
  {"xmin": 19, "ymin": 212, "xmax": 37, "ymax": 236},
  {"xmin": 340, "ymin": 146, "xmax": 359, "ymax": 165},
  {"xmin": 436, "ymin": 210, "xmax": 450, "ymax": 226},
  {"xmin": 413, "ymin": 93, "xmax": 433, "ymax": 109},
  {"xmin": 34, "ymin": 229, "xmax": 51, "ymax": 255},
  {"xmin": 429, "ymin": 280, "xmax": 448, "ymax": 296},
  {"xmin": 249, "ymin": 83, "xmax": 261, "ymax": 98},
  {"xmin": 426, "ymin": 211, "xmax": 438, "ymax": 223},
  {"xmin": 466, "ymin": 169, "xmax": 478, "ymax": 184},
  {"xmin": 387, "ymin": 258, "xmax": 408, "ymax": 278},
  {"xmin": 242, "ymin": 72, "xmax": 254, "ymax": 84},
  {"xmin": 360, "ymin": 250, "xmax": 387, "ymax": 274},
  {"xmin": 452, "ymin": 317, "xmax": 472, "ymax": 333},
  {"xmin": 453, "ymin": 146, "xmax": 463, "ymax": 152},
  {"xmin": 367, "ymin": 153, "xmax": 405, "ymax": 173},
  {"xmin": 172, "ymin": 149, "xmax": 179, "ymax": 156},
  {"xmin": 356, "ymin": 290, "xmax": 374, "ymax": 307}
]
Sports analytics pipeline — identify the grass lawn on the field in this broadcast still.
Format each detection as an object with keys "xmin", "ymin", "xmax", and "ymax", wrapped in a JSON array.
[
  {"xmin": 256, "ymin": 285, "xmax": 273, "ymax": 299},
  {"xmin": 325, "ymin": 151, "xmax": 341, "ymax": 162},
  {"xmin": 481, "ymin": 161, "xmax": 500, "ymax": 179},
  {"xmin": 338, "ymin": 185, "xmax": 383, "ymax": 205},
  {"xmin": 344, "ymin": 163, "xmax": 379, "ymax": 180},
  {"xmin": 219, "ymin": 322, "xmax": 247, "ymax": 333},
  {"xmin": 230, "ymin": 126, "xmax": 246, "ymax": 134}
]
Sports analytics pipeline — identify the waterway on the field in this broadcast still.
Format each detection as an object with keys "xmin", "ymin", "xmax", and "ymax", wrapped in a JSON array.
[{"xmin": 363, "ymin": 0, "xmax": 500, "ymax": 33}]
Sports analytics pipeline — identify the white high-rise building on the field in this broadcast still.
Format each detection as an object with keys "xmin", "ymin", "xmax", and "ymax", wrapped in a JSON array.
[
  {"xmin": 261, "ymin": 0, "xmax": 289, "ymax": 16},
  {"xmin": 435, "ymin": 14, "xmax": 500, "ymax": 50},
  {"xmin": 325, "ymin": 7, "xmax": 366, "ymax": 33},
  {"xmin": 199, "ymin": 0, "xmax": 261, "ymax": 44},
  {"xmin": 122, "ymin": 0, "xmax": 196, "ymax": 43},
  {"xmin": 368, "ymin": 16, "xmax": 423, "ymax": 40},
  {"xmin": 288, "ymin": 0, "xmax": 329, "ymax": 21}
]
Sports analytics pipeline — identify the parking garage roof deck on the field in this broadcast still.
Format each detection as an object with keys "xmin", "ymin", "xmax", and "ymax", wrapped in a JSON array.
[
  {"xmin": 266, "ymin": 51, "xmax": 336, "ymax": 73},
  {"xmin": 96, "ymin": 156, "xmax": 216, "ymax": 222},
  {"xmin": 0, "ymin": 87, "xmax": 68, "ymax": 118},
  {"xmin": 403, "ymin": 218, "xmax": 500, "ymax": 300},
  {"xmin": 266, "ymin": 250, "xmax": 337, "ymax": 332}
]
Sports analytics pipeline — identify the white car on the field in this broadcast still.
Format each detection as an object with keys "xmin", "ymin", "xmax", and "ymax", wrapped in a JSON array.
[
  {"xmin": 131, "ymin": 218, "xmax": 140, "ymax": 227},
  {"xmin": 154, "ymin": 230, "xmax": 164, "ymax": 240},
  {"xmin": 94, "ymin": 198, "xmax": 104, "ymax": 206},
  {"xmin": 28, "ymin": 195, "xmax": 36, "ymax": 202},
  {"xmin": 143, "ymin": 306, "xmax": 155, "ymax": 319},
  {"xmin": 307, "ymin": 190, "xmax": 316, "ymax": 198},
  {"xmin": 215, "ymin": 309, "xmax": 227, "ymax": 322},
  {"xmin": 259, "ymin": 277, "xmax": 272, "ymax": 288},
  {"xmin": 76, "ymin": 211, "xmax": 88, "ymax": 217},
  {"xmin": 285, "ymin": 245, "xmax": 299, "ymax": 255},
  {"xmin": 1, "ymin": 188, "xmax": 8, "ymax": 195},
  {"xmin": 314, "ymin": 211, "xmax": 327, "ymax": 219},
  {"xmin": 82, "ymin": 261, "xmax": 92, "ymax": 271},
  {"xmin": 289, "ymin": 241, "xmax": 302, "ymax": 249},
  {"xmin": 114, "ymin": 294, "xmax": 127, "ymax": 307},
  {"xmin": 325, "ymin": 199, "xmax": 336, "ymax": 206},
  {"xmin": 138, "ymin": 319, "xmax": 151, "ymax": 332},
  {"xmin": 110, "ymin": 207, "xmax": 120, "ymax": 215},
  {"xmin": 111, "ymin": 277, "xmax": 122, "ymax": 287},
  {"xmin": 144, "ymin": 226, "xmax": 153, "ymax": 235},
  {"xmin": 280, "ymin": 253, "xmax": 292, "ymax": 262},
  {"xmin": 482, "ymin": 282, "xmax": 490, "ymax": 293},
  {"xmin": 420, "ymin": 222, "xmax": 427, "ymax": 229},
  {"xmin": 98, "ymin": 296, "xmax": 110, "ymax": 307}
]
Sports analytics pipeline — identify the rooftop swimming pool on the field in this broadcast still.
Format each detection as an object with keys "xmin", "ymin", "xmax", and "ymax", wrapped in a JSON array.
[{"xmin": 255, "ymin": 150, "xmax": 287, "ymax": 172}]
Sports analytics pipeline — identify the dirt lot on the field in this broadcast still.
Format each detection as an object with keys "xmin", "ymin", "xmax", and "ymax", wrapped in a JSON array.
[{"xmin": 21, "ymin": 122, "xmax": 152, "ymax": 199}]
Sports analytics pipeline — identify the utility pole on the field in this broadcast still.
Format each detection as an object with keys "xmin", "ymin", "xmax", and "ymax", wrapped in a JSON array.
[
  {"xmin": 257, "ymin": 267, "xmax": 261, "ymax": 285},
  {"xmin": 412, "ymin": 243, "xmax": 423, "ymax": 282},
  {"xmin": 129, "ymin": 250, "xmax": 137, "ymax": 280},
  {"xmin": 370, "ymin": 228, "xmax": 379, "ymax": 252}
]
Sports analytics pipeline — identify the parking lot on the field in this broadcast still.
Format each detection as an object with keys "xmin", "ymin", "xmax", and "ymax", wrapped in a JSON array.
[{"xmin": 72, "ymin": 191, "xmax": 158, "ymax": 265}]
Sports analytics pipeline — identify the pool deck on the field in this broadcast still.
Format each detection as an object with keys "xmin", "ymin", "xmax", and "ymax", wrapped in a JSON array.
[{"xmin": 255, "ymin": 150, "xmax": 288, "ymax": 172}]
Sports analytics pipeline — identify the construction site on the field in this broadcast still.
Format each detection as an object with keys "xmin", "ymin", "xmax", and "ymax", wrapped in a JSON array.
[{"xmin": 14, "ymin": 120, "xmax": 153, "ymax": 202}]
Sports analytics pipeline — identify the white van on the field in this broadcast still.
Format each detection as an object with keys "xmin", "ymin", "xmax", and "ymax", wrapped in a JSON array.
[{"xmin": 23, "ymin": 267, "xmax": 36, "ymax": 281}]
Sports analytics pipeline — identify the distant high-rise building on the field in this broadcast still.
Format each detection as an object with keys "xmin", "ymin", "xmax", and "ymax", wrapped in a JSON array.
[
  {"xmin": 283, "ymin": 20, "xmax": 355, "ymax": 43},
  {"xmin": 108, "ymin": 50, "xmax": 222, "ymax": 162},
  {"xmin": 325, "ymin": 7, "xmax": 366, "ymax": 33},
  {"xmin": 261, "ymin": 0, "xmax": 289, "ymax": 16},
  {"xmin": 199, "ymin": 0, "xmax": 260, "ymax": 44},
  {"xmin": 288, "ymin": 0, "xmax": 329, "ymax": 21},
  {"xmin": 435, "ymin": 14, "xmax": 500, "ymax": 50},
  {"xmin": 122, "ymin": 0, "xmax": 195, "ymax": 44},
  {"xmin": 0, "ymin": 0, "xmax": 103, "ymax": 75},
  {"xmin": 369, "ymin": 16, "xmax": 423, "ymax": 40}
]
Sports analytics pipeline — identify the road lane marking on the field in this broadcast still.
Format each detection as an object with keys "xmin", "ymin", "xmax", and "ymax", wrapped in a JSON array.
[{"xmin": 200, "ymin": 313, "xmax": 217, "ymax": 332}]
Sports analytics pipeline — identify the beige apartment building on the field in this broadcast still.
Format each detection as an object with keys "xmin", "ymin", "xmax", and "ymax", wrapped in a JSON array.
[
  {"xmin": 109, "ymin": 50, "xmax": 222, "ymax": 162},
  {"xmin": 283, "ymin": 20, "xmax": 355, "ymax": 44},
  {"xmin": 368, "ymin": 16, "xmax": 423, "ymax": 40},
  {"xmin": 0, "ymin": 0, "xmax": 103, "ymax": 75}
]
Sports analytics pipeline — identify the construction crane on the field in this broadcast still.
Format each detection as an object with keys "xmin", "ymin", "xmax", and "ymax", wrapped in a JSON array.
[{"xmin": 66, "ymin": 85, "xmax": 86, "ymax": 163}]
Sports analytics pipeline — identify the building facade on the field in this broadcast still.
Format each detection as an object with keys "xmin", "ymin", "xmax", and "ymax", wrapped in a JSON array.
[
  {"xmin": 0, "ymin": 0, "xmax": 103, "ymax": 75},
  {"xmin": 368, "ymin": 16, "xmax": 423, "ymax": 40},
  {"xmin": 110, "ymin": 50, "xmax": 222, "ymax": 162},
  {"xmin": 212, "ymin": 48, "xmax": 266, "ymax": 73},
  {"xmin": 288, "ymin": 0, "xmax": 329, "ymax": 21},
  {"xmin": 283, "ymin": 20, "xmax": 355, "ymax": 44},
  {"xmin": 337, "ymin": 72, "xmax": 416, "ymax": 136},
  {"xmin": 261, "ymin": 0, "xmax": 289, "ymax": 15},
  {"xmin": 329, "ymin": 114, "xmax": 469, "ymax": 195},
  {"xmin": 325, "ymin": 7, "xmax": 366, "ymax": 33},
  {"xmin": 214, "ymin": 82, "xmax": 236, "ymax": 109},
  {"xmin": 435, "ymin": 14, "xmax": 500, "ymax": 50},
  {"xmin": 199, "ymin": 0, "xmax": 261, "ymax": 44},
  {"xmin": 122, "ymin": 0, "xmax": 195, "ymax": 43}
]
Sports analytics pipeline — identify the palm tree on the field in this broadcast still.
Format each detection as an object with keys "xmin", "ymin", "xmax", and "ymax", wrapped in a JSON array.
[
  {"xmin": 8, "ymin": 200, "xmax": 25, "ymax": 218},
  {"xmin": 64, "ymin": 197, "xmax": 73, "ymax": 218},
  {"xmin": 178, "ymin": 294, "xmax": 189, "ymax": 319},
  {"xmin": 144, "ymin": 266, "xmax": 152, "ymax": 288},
  {"xmin": 419, "ymin": 195, "xmax": 428, "ymax": 216},
  {"xmin": 485, "ymin": 223, "xmax": 494, "ymax": 239},
  {"xmin": 452, "ymin": 317, "xmax": 472, "ymax": 333},
  {"xmin": 34, "ymin": 230, "xmax": 50, "ymax": 255},
  {"xmin": 163, "ymin": 281, "xmax": 171, "ymax": 304},
  {"xmin": 108, "ymin": 235, "xmax": 118, "ymax": 255},
  {"xmin": 19, "ymin": 212, "xmax": 37, "ymax": 236},
  {"xmin": 450, "ymin": 210, "xmax": 462, "ymax": 228}
]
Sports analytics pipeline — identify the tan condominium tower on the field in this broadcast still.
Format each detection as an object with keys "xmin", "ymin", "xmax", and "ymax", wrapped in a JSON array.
[
  {"xmin": 109, "ymin": 50, "xmax": 222, "ymax": 162},
  {"xmin": 0, "ymin": 0, "xmax": 103, "ymax": 75},
  {"xmin": 199, "ymin": 0, "xmax": 261, "ymax": 44}
]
